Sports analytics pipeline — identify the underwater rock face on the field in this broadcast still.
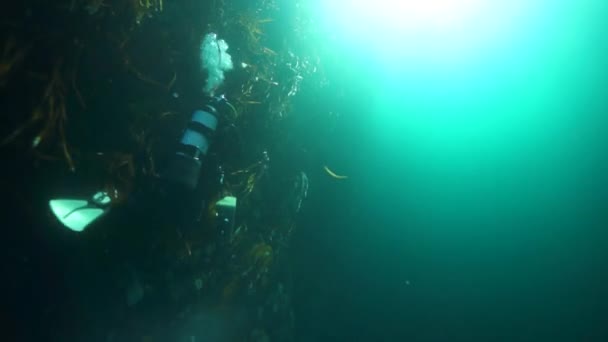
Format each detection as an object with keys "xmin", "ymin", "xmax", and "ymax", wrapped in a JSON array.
[
  {"xmin": 174, "ymin": 308, "xmax": 248, "ymax": 342},
  {"xmin": 126, "ymin": 272, "xmax": 144, "ymax": 307}
]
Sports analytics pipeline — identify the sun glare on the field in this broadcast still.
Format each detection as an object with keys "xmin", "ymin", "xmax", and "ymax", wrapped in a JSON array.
[{"xmin": 321, "ymin": 0, "xmax": 527, "ymax": 67}]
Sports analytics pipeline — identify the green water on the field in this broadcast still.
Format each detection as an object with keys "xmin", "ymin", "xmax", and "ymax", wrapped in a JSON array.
[
  {"xmin": 292, "ymin": 0, "xmax": 608, "ymax": 340},
  {"xmin": 3, "ymin": 0, "xmax": 607, "ymax": 340}
]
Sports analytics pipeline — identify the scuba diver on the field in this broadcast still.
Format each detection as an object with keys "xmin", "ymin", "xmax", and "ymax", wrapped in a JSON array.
[
  {"xmin": 48, "ymin": 33, "xmax": 237, "ymax": 234},
  {"xmin": 48, "ymin": 94, "xmax": 237, "ymax": 235}
]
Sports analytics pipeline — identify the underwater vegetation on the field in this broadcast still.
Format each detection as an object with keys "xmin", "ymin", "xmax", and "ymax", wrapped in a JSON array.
[{"xmin": 1, "ymin": 59, "xmax": 75, "ymax": 171}]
